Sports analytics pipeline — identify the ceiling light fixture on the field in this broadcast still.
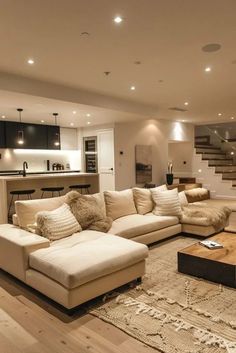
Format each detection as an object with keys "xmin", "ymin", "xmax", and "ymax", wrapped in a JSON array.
[
  {"xmin": 231, "ymin": 117, "xmax": 235, "ymax": 120},
  {"xmin": 1, "ymin": 115, "xmax": 5, "ymax": 119},
  {"xmin": 87, "ymin": 121, "xmax": 91, "ymax": 125},
  {"xmin": 86, "ymin": 113, "xmax": 91, "ymax": 117},
  {"xmin": 218, "ymin": 113, "xmax": 222, "ymax": 116},
  {"xmin": 130, "ymin": 86, "xmax": 136, "ymax": 90},
  {"xmin": 231, "ymin": 151, "xmax": 234, "ymax": 155},
  {"xmin": 72, "ymin": 111, "xmax": 76, "ymax": 114},
  {"xmin": 41, "ymin": 120, "xmax": 45, "ymax": 123},
  {"xmin": 114, "ymin": 16, "xmax": 123, "ymax": 24},
  {"xmin": 17, "ymin": 108, "xmax": 24, "ymax": 145},
  {"xmin": 205, "ymin": 67, "xmax": 211, "ymax": 72},
  {"xmin": 70, "ymin": 123, "xmax": 74, "ymax": 126},
  {"xmin": 53, "ymin": 113, "xmax": 60, "ymax": 147},
  {"xmin": 27, "ymin": 58, "xmax": 34, "ymax": 65},
  {"xmin": 184, "ymin": 102, "xmax": 189, "ymax": 106}
]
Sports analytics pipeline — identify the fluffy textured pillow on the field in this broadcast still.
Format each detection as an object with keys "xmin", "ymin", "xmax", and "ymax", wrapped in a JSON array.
[
  {"xmin": 185, "ymin": 188, "xmax": 210, "ymax": 203},
  {"xmin": 104, "ymin": 189, "xmax": 137, "ymax": 220},
  {"xmin": 84, "ymin": 192, "xmax": 106, "ymax": 217},
  {"xmin": 66, "ymin": 191, "xmax": 112, "ymax": 232},
  {"xmin": 133, "ymin": 188, "xmax": 154, "ymax": 215},
  {"xmin": 36, "ymin": 203, "xmax": 81, "ymax": 241},
  {"xmin": 152, "ymin": 188, "xmax": 182, "ymax": 217},
  {"xmin": 178, "ymin": 191, "xmax": 189, "ymax": 207}
]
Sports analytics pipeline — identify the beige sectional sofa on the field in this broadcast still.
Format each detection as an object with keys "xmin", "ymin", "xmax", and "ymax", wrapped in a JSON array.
[{"xmin": 0, "ymin": 186, "xmax": 234, "ymax": 309}]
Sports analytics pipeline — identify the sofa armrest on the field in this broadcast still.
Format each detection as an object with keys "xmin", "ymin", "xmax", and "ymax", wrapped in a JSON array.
[{"xmin": 0, "ymin": 224, "xmax": 50, "ymax": 282}]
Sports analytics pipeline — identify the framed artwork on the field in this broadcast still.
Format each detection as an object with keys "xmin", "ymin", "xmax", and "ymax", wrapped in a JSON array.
[{"xmin": 135, "ymin": 145, "xmax": 152, "ymax": 184}]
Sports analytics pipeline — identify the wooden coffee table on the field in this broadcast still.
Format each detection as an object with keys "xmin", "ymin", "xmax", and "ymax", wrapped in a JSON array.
[{"xmin": 178, "ymin": 232, "xmax": 236, "ymax": 288}]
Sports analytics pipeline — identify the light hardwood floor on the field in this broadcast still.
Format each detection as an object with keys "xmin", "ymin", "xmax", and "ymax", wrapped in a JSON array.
[{"xmin": 0, "ymin": 270, "xmax": 158, "ymax": 353}]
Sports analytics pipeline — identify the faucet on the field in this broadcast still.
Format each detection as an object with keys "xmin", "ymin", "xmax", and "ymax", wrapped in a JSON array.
[{"xmin": 22, "ymin": 161, "xmax": 28, "ymax": 177}]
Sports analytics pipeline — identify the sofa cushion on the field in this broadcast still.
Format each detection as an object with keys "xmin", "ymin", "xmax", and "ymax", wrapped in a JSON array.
[
  {"xmin": 133, "ymin": 188, "xmax": 154, "ymax": 215},
  {"xmin": 185, "ymin": 187, "xmax": 210, "ymax": 203},
  {"xmin": 36, "ymin": 203, "xmax": 81, "ymax": 241},
  {"xmin": 104, "ymin": 189, "xmax": 137, "ymax": 220},
  {"xmin": 15, "ymin": 195, "xmax": 66, "ymax": 229},
  {"xmin": 29, "ymin": 231, "xmax": 148, "ymax": 289},
  {"xmin": 152, "ymin": 188, "xmax": 182, "ymax": 217},
  {"xmin": 109, "ymin": 214, "xmax": 179, "ymax": 239}
]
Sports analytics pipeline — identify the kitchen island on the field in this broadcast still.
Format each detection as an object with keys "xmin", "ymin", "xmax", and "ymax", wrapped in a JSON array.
[{"xmin": 0, "ymin": 172, "xmax": 99, "ymax": 224}]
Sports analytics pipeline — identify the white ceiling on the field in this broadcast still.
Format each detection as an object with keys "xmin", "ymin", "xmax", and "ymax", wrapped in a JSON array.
[{"xmin": 0, "ymin": 0, "xmax": 236, "ymax": 126}]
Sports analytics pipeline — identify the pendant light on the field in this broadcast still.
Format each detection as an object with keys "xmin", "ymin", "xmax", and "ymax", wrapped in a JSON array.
[
  {"xmin": 53, "ymin": 113, "xmax": 60, "ymax": 147},
  {"xmin": 17, "ymin": 108, "xmax": 24, "ymax": 145}
]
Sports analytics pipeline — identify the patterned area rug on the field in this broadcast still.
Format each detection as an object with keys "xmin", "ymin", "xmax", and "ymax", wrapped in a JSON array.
[{"xmin": 90, "ymin": 236, "xmax": 236, "ymax": 353}]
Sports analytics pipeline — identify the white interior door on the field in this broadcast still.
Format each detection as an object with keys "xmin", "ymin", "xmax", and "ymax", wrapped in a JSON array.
[{"xmin": 98, "ymin": 129, "xmax": 115, "ymax": 192}]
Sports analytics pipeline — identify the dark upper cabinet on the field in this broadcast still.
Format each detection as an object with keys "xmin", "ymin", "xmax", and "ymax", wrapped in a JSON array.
[
  {"xmin": 47, "ymin": 125, "xmax": 61, "ymax": 150},
  {"xmin": 5, "ymin": 122, "xmax": 21, "ymax": 148},
  {"xmin": 24, "ymin": 123, "xmax": 48, "ymax": 149},
  {"xmin": 5, "ymin": 121, "xmax": 60, "ymax": 149},
  {"xmin": 0, "ymin": 121, "xmax": 5, "ymax": 148}
]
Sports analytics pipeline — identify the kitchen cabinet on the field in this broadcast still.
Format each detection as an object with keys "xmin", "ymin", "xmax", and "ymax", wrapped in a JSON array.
[
  {"xmin": 4, "ymin": 122, "xmax": 61, "ymax": 150},
  {"xmin": 60, "ymin": 127, "xmax": 78, "ymax": 150},
  {"xmin": 47, "ymin": 125, "xmax": 61, "ymax": 150},
  {"xmin": 0, "ymin": 121, "xmax": 5, "ymax": 148},
  {"xmin": 5, "ymin": 121, "xmax": 48, "ymax": 149}
]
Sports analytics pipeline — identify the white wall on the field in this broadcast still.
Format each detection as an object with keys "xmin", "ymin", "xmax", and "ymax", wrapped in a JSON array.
[
  {"xmin": 114, "ymin": 119, "xmax": 194, "ymax": 190},
  {"xmin": 168, "ymin": 142, "xmax": 193, "ymax": 177}
]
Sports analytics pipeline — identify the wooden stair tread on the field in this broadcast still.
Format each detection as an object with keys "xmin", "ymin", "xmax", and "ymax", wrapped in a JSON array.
[
  {"xmin": 196, "ymin": 152, "xmax": 226, "ymax": 155},
  {"xmin": 195, "ymin": 145, "xmax": 220, "ymax": 149}
]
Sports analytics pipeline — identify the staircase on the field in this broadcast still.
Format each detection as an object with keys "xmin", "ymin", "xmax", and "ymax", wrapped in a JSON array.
[{"xmin": 193, "ymin": 135, "xmax": 236, "ymax": 198}]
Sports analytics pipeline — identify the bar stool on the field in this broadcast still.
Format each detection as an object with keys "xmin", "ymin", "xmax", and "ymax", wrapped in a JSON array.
[
  {"xmin": 41, "ymin": 187, "xmax": 64, "ymax": 198},
  {"xmin": 69, "ymin": 184, "xmax": 91, "ymax": 194},
  {"xmin": 8, "ymin": 189, "xmax": 35, "ymax": 220}
]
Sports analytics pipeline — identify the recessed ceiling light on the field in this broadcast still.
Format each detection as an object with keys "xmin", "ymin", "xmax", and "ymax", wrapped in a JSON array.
[
  {"xmin": 70, "ymin": 122, "xmax": 74, "ymax": 126},
  {"xmin": 72, "ymin": 111, "xmax": 77, "ymax": 114},
  {"xmin": 218, "ymin": 113, "xmax": 222, "ymax": 116},
  {"xmin": 27, "ymin": 58, "xmax": 34, "ymax": 65},
  {"xmin": 86, "ymin": 113, "xmax": 91, "ymax": 117},
  {"xmin": 130, "ymin": 86, "xmax": 136, "ymax": 91},
  {"xmin": 181, "ymin": 120, "xmax": 186, "ymax": 122},
  {"xmin": 114, "ymin": 16, "xmax": 123, "ymax": 24},
  {"xmin": 205, "ymin": 67, "xmax": 211, "ymax": 72},
  {"xmin": 184, "ymin": 102, "xmax": 189, "ymax": 106},
  {"xmin": 41, "ymin": 120, "xmax": 45, "ymax": 123},
  {"xmin": 87, "ymin": 121, "xmax": 91, "ymax": 125},
  {"xmin": 1, "ymin": 115, "xmax": 5, "ymax": 119},
  {"xmin": 231, "ymin": 151, "xmax": 235, "ymax": 155},
  {"xmin": 231, "ymin": 117, "xmax": 235, "ymax": 120}
]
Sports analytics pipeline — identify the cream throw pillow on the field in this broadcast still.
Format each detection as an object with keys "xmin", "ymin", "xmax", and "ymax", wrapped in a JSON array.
[
  {"xmin": 36, "ymin": 203, "xmax": 81, "ymax": 241},
  {"xmin": 151, "ymin": 184, "xmax": 167, "ymax": 193},
  {"xmin": 104, "ymin": 189, "xmax": 137, "ymax": 220},
  {"xmin": 132, "ymin": 188, "xmax": 154, "ymax": 215},
  {"xmin": 152, "ymin": 188, "xmax": 182, "ymax": 217},
  {"xmin": 178, "ymin": 191, "xmax": 189, "ymax": 207}
]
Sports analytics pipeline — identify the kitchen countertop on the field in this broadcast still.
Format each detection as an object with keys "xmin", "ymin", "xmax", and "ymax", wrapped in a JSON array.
[
  {"xmin": 0, "ymin": 170, "xmax": 81, "ymax": 176},
  {"xmin": 0, "ymin": 172, "xmax": 98, "ymax": 181}
]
